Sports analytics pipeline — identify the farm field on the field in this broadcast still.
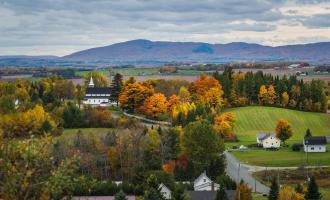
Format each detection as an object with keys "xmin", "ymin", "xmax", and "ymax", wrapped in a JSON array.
[{"xmin": 224, "ymin": 106, "xmax": 330, "ymax": 167}]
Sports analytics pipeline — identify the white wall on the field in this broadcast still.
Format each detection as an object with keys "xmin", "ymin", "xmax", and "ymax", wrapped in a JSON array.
[
  {"xmin": 262, "ymin": 136, "xmax": 281, "ymax": 148},
  {"xmin": 304, "ymin": 145, "xmax": 326, "ymax": 152}
]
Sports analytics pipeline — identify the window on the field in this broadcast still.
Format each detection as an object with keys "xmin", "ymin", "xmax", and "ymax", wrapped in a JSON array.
[
  {"xmin": 319, "ymin": 147, "xmax": 322, "ymax": 150},
  {"xmin": 203, "ymin": 179, "xmax": 206, "ymax": 183},
  {"xmin": 311, "ymin": 147, "xmax": 314, "ymax": 150}
]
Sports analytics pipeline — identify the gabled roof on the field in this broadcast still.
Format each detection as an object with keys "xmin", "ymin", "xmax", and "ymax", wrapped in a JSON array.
[
  {"xmin": 85, "ymin": 87, "xmax": 111, "ymax": 94},
  {"xmin": 257, "ymin": 133, "xmax": 276, "ymax": 141},
  {"xmin": 194, "ymin": 171, "xmax": 212, "ymax": 185},
  {"xmin": 304, "ymin": 136, "xmax": 327, "ymax": 145}
]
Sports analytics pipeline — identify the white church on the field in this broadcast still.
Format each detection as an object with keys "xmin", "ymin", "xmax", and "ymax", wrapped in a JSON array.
[{"xmin": 83, "ymin": 77, "xmax": 113, "ymax": 106}]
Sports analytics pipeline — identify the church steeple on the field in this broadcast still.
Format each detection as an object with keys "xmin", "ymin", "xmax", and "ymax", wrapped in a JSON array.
[{"xmin": 88, "ymin": 76, "xmax": 95, "ymax": 88}]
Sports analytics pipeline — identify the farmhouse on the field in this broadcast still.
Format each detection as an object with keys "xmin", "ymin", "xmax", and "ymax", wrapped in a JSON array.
[
  {"xmin": 83, "ymin": 77, "xmax": 112, "ymax": 106},
  {"xmin": 159, "ymin": 183, "xmax": 172, "ymax": 199},
  {"xmin": 193, "ymin": 171, "xmax": 219, "ymax": 191},
  {"xmin": 304, "ymin": 136, "xmax": 327, "ymax": 153},
  {"xmin": 256, "ymin": 133, "xmax": 281, "ymax": 149}
]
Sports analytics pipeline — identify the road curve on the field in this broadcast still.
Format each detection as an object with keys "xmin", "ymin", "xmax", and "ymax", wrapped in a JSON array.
[{"xmin": 225, "ymin": 151, "xmax": 270, "ymax": 194}]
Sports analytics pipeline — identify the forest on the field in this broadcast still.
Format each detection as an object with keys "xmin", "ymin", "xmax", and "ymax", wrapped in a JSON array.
[{"xmin": 0, "ymin": 67, "xmax": 328, "ymax": 199}]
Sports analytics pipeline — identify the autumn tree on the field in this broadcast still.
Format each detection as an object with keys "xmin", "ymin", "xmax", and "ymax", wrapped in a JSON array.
[
  {"xmin": 75, "ymin": 84, "xmax": 85, "ymax": 109},
  {"xmin": 110, "ymin": 73, "xmax": 123, "ymax": 105},
  {"xmin": 214, "ymin": 112, "xmax": 236, "ymax": 139},
  {"xmin": 143, "ymin": 93, "xmax": 168, "ymax": 119},
  {"xmin": 182, "ymin": 120, "xmax": 222, "ymax": 176},
  {"xmin": 119, "ymin": 82, "xmax": 154, "ymax": 113},
  {"xmin": 267, "ymin": 85, "xmax": 277, "ymax": 105},
  {"xmin": 233, "ymin": 180, "xmax": 252, "ymax": 200},
  {"xmin": 178, "ymin": 86, "xmax": 191, "ymax": 103},
  {"xmin": 258, "ymin": 85, "xmax": 268, "ymax": 105},
  {"xmin": 84, "ymin": 71, "xmax": 109, "ymax": 87},
  {"xmin": 281, "ymin": 92, "xmax": 289, "ymax": 107},
  {"xmin": 275, "ymin": 119, "xmax": 293, "ymax": 145},
  {"xmin": 168, "ymin": 94, "xmax": 180, "ymax": 111},
  {"xmin": 279, "ymin": 187, "xmax": 304, "ymax": 200}
]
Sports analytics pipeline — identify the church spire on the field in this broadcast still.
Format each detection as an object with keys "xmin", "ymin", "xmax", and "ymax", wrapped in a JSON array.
[{"xmin": 88, "ymin": 76, "xmax": 94, "ymax": 88}]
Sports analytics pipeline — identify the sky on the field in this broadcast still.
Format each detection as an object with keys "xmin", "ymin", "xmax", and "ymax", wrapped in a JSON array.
[{"xmin": 0, "ymin": 0, "xmax": 330, "ymax": 56}]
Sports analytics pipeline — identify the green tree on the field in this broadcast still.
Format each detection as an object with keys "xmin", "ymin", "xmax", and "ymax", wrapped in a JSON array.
[
  {"xmin": 115, "ymin": 190, "xmax": 128, "ymax": 200},
  {"xmin": 295, "ymin": 183, "xmax": 304, "ymax": 194},
  {"xmin": 305, "ymin": 129, "xmax": 312, "ymax": 138},
  {"xmin": 305, "ymin": 176, "xmax": 321, "ymax": 200},
  {"xmin": 182, "ymin": 120, "xmax": 222, "ymax": 176},
  {"xmin": 216, "ymin": 181, "xmax": 228, "ymax": 200},
  {"xmin": 268, "ymin": 177, "xmax": 279, "ymax": 200},
  {"xmin": 110, "ymin": 73, "xmax": 123, "ymax": 105}
]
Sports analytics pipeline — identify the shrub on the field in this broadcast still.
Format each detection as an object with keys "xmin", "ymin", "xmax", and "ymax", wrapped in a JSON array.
[{"xmin": 292, "ymin": 143, "xmax": 303, "ymax": 151}]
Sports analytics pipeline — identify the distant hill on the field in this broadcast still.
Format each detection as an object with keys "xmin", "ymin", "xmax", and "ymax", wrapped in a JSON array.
[
  {"xmin": 64, "ymin": 39, "xmax": 330, "ymax": 64},
  {"xmin": 1, "ymin": 39, "xmax": 330, "ymax": 67}
]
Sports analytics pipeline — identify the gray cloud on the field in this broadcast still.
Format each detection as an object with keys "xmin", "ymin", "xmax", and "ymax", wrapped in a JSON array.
[
  {"xmin": 303, "ymin": 14, "xmax": 330, "ymax": 28},
  {"xmin": 0, "ymin": 0, "xmax": 329, "ymax": 55}
]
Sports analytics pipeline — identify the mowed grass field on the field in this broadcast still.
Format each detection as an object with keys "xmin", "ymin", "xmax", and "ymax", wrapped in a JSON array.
[{"xmin": 224, "ymin": 106, "xmax": 330, "ymax": 167}]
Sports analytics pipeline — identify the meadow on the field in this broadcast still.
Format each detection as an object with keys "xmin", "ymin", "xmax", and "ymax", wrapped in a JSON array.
[{"xmin": 224, "ymin": 106, "xmax": 330, "ymax": 167}]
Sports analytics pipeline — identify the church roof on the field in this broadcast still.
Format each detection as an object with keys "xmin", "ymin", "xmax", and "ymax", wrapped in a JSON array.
[{"xmin": 85, "ymin": 87, "xmax": 111, "ymax": 95}]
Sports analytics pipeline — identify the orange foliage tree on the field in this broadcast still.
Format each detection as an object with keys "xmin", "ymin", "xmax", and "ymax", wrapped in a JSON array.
[
  {"xmin": 189, "ymin": 73, "xmax": 224, "ymax": 108},
  {"xmin": 162, "ymin": 160, "xmax": 176, "ymax": 174},
  {"xmin": 279, "ymin": 187, "xmax": 304, "ymax": 200},
  {"xmin": 275, "ymin": 119, "xmax": 293, "ymax": 144},
  {"xmin": 214, "ymin": 112, "xmax": 236, "ymax": 139},
  {"xmin": 119, "ymin": 82, "xmax": 154, "ymax": 113},
  {"xmin": 143, "ymin": 93, "xmax": 168, "ymax": 119}
]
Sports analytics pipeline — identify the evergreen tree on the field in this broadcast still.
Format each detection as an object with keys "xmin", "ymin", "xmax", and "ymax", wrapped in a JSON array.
[
  {"xmin": 305, "ymin": 176, "xmax": 322, "ymax": 200},
  {"xmin": 110, "ymin": 73, "xmax": 123, "ymax": 105},
  {"xmin": 216, "ymin": 181, "xmax": 228, "ymax": 200},
  {"xmin": 115, "ymin": 190, "xmax": 128, "ymax": 200},
  {"xmin": 268, "ymin": 177, "xmax": 279, "ymax": 200},
  {"xmin": 295, "ymin": 183, "xmax": 304, "ymax": 194},
  {"xmin": 305, "ymin": 129, "xmax": 312, "ymax": 138}
]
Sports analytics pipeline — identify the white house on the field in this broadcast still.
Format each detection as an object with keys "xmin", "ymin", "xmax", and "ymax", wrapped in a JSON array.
[
  {"xmin": 83, "ymin": 77, "xmax": 113, "ymax": 106},
  {"xmin": 193, "ymin": 171, "xmax": 219, "ymax": 191},
  {"xmin": 159, "ymin": 183, "xmax": 172, "ymax": 200},
  {"xmin": 304, "ymin": 136, "xmax": 327, "ymax": 153},
  {"xmin": 256, "ymin": 133, "xmax": 281, "ymax": 149}
]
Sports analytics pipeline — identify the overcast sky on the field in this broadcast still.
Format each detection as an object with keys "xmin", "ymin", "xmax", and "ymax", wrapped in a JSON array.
[{"xmin": 1, "ymin": 0, "xmax": 330, "ymax": 56}]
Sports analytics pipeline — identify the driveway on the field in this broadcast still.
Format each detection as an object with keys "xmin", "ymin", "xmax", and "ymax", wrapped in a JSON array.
[{"xmin": 225, "ymin": 151, "xmax": 270, "ymax": 194}]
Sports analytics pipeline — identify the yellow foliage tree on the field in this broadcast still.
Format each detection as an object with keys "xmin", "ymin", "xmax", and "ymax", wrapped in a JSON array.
[
  {"xmin": 279, "ymin": 187, "xmax": 304, "ymax": 200},
  {"xmin": 143, "ymin": 93, "xmax": 168, "ymax": 119},
  {"xmin": 267, "ymin": 85, "xmax": 277, "ymax": 105},
  {"xmin": 171, "ymin": 102, "xmax": 196, "ymax": 120},
  {"xmin": 275, "ymin": 119, "xmax": 293, "ymax": 144},
  {"xmin": 178, "ymin": 86, "xmax": 191, "ymax": 103},
  {"xmin": 119, "ymin": 82, "xmax": 154, "ymax": 113},
  {"xmin": 258, "ymin": 85, "xmax": 268, "ymax": 105},
  {"xmin": 214, "ymin": 112, "xmax": 236, "ymax": 139},
  {"xmin": 281, "ymin": 91, "xmax": 289, "ymax": 107},
  {"xmin": 203, "ymin": 87, "xmax": 224, "ymax": 108}
]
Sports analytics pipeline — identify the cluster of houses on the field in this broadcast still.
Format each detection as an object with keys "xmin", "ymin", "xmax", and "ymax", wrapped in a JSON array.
[
  {"xmin": 73, "ymin": 172, "xmax": 235, "ymax": 200},
  {"xmin": 256, "ymin": 133, "xmax": 328, "ymax": 153}
]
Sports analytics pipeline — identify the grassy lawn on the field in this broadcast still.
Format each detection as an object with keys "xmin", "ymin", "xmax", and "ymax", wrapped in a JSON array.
[
  {"xmin": 224, "ymin": 106, "xmax": 330, "ymax": 167},
  {"xmin": 231, "ymin": 145, "xmax": 330, "ymax": 167}
]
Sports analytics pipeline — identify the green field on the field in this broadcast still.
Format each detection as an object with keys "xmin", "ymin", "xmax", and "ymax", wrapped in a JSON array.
[{"xmin": 224, "ymin": 106, "xmax": 330, "ymax": 167}]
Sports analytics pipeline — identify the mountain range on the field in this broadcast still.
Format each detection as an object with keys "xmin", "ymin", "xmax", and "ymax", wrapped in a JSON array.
[{"xmin": 1, "ymin": 39, "xmax": 330, "ymax": 67}]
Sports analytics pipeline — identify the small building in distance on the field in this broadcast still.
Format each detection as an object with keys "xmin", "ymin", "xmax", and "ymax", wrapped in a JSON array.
[
  {"xmin": 193, "ymin": 171, "xmax": 219, "ymax": 191},
  {"xmin": 159, "ymin": 183, "xmax": 172, "ymax": 199},
  {"xmin": 256, "ymin": 133, "xmax": 281, "ymax": 149},
  {"xmin": 304, "ymin": 136, "xmax": 327, "ymax": 153},
  {"xmin": 83, "ymin": 77, "xmax": 112, "ymax": 106}
]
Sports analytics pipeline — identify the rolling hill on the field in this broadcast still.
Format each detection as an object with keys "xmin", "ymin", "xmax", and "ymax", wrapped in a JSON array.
[
  {"xmin": 225, "ymin": 106, "xmax": 330, "ymax": 143},
  {"xmin": 64, "ymin": 39, "xmax": 330, "ymax": 64}
]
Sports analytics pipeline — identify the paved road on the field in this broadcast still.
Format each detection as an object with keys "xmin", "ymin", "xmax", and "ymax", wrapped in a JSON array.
[{"xmin": 225, "ymin": 151, "xmax": 270, "ymax": 194}]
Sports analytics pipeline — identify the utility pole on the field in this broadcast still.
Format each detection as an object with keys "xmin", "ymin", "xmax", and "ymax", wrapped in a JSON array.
[{"xmin": 237, "ymin": 161, "xmax": 241, "ymax": 200}]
